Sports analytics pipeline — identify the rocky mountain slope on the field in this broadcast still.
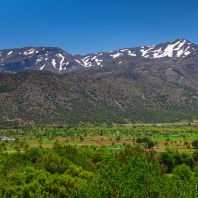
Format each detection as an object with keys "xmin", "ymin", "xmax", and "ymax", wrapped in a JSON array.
[{"xmin": 0, "ymin": 70, "xmax": 198, "ymax": 126}]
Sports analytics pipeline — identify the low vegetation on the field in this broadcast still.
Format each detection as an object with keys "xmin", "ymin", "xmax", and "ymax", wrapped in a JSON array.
[
  {"xmin": 0, "ymin": 144, "xmax": 198, "ymax": 197},
  {"xmin": 0, "ymin": 124, "xmax": 197, "ymax": 197},
  {"xmin": 1, "ymin": 124, "xmax": 198, "ymax": 152}
]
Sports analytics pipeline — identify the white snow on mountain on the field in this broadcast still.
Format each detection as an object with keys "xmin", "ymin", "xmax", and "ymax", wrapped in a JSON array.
[
  {"xmin": 77, "ymin": 39, "xmax": 196, "ymax": 69},
  {"xmin": 40, "ymin": 64, "xmax": 46, "ymax": 70},
  {"xmin": 57, "ymin": 54, "xmax": 65, "ymax": 71},
  {"xmin": 7, "ymin": 51, "xmax": 13, "ymax": 56},
  {"xmin": 0, "ymin": 39, "xmax": 197, "ymax": 73},
  {"xmin": 24, "ymin": 48, "xmax": 35, "ymax": 56},
  {"xmin": 81, "ymin": 56, "xmax": 94, "ymax": 67},
  {"xmin": 128, "ymin": 50, "xmax": 136, "ymax": 56},
  {"xmin": 51, "ymin": 59, "xmax": 56, "ymax": 68},
  {"xmin": 139, "ymin": 39, "xmax": 193, "ymax": 58},
  {"xmin": 110, "ymin": 52, "xmax": 122, "ymax": 59}
]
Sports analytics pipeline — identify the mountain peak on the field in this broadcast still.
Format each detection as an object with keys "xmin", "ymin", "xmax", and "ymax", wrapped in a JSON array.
[
  {"xmin": 170, "ymin": 38, "xmax": 193, "ymax": 47},
  {"xmin": 173, "ymin": 38, "xmax": 191, "ymax": 43},
  {"xmin": 136, "ymin": 38, "xmax": 196, "ymax": 59}
]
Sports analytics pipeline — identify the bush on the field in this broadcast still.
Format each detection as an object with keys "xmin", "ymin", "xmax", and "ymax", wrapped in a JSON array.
[
  {"xmin": 173, "ymin": 164, "xmax": 192, "ymax": 181},
  {"xmin": 192, "ymin": 140, "xmax": 198, "ymax": 149}
]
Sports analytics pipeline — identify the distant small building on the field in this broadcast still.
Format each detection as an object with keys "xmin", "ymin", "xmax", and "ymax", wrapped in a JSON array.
[{"xmin": 0, "ymin": 135, "xmax": 15, "ymax": 142}]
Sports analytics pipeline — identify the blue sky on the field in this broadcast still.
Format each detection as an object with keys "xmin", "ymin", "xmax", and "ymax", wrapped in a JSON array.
[{"xmin": 0, "ymin": 0, "xmax": 198, "ymax": 54}]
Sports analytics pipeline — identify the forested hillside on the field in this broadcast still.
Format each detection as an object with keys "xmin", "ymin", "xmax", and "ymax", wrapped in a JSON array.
[{"xmin": 0, "ymin": 70, "xmax": 198, "ymax": 126}]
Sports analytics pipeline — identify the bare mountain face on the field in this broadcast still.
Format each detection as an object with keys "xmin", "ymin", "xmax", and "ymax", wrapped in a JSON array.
[{"xmin": 0, "ymin": 39, "xmax": 198, "ymax": 125}]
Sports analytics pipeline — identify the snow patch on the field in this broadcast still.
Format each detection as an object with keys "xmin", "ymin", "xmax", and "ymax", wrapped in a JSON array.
[
  {"xmin": 40, "ymin": 65, "xmax": 45, "ymax": 70},
  {"xmin": 95, "ymin": 58, "xmax": 103, "ymax": 66},
  {"xmin": 128, "ymin": 50, "xmax": 136, "ymax": 56},
  {"xmin": 24, "ymin": 48, "xmax": 35, "ymax": 55},
  {"xmin": 7, "ymin": 51, "xmax": 13, "ymax": 56},
  {"xmin": 110, "ymin": 52, "xmax": 122, "ymax": 59},
  {"xmin": 81, "ymin": 56, "xmax": 93, "ymax": 67},
  {"xmin": 51, "ymin": 59, "xmax": 56, "ymax": 68},
  {"xmin": 57, "ymin": 54, "xmax": 65, "ymax": 71},
  {"xmin": 75, "ymin": 59, "xmax": 81, "ymax": 64},
  {"xmin": 120, "ymin": 49, "xmax": 128, "ymax": 52}
]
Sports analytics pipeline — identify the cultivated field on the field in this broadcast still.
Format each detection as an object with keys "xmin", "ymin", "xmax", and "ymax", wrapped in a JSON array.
[{"xmin": 1, "ymin": 124, "xmax": 198, "ymax": 153}]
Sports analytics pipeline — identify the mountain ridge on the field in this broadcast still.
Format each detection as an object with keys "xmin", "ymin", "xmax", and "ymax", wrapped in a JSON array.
[
  {"xmin": 1, "ymin": 38, "xmax": 198, "ymax": 74},
  {"xmin": 0, "ymin": 38, "xmax": 196, "ymax": 55}
]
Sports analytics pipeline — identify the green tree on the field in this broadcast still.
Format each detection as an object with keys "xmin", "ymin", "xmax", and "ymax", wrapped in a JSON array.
[
  {"xmin": 173, "ymin": 164, "xmax": 192, "ymax": 181},
  {"xmin": 160, "ymin": 152, "xmax": 175, "ymax": 173}
]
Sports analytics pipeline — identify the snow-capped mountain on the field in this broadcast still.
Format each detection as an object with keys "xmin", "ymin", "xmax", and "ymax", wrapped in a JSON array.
[
  {"xmin": 0, "ymin": 39, "xmax": 198, "ymax": 73},
  {"xmin": 81, "ymin": 39, "xmax": 198, "ymax": 67},
  {"xmin": 0, "ymin": 47, "xmax": 85, "ymax": 73},
  {"xmin": 1, "ymin": 39, "xmax": 198, "ymax": 125},
  {"xmin": 137, "ymin": 39, "xmax": 195, "ymax": 58}
]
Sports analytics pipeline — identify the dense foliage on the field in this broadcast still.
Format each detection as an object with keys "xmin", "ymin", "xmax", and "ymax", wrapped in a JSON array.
[{"xmin": 0, "ymin": 143, "xmax": 198, "ymax": 197}]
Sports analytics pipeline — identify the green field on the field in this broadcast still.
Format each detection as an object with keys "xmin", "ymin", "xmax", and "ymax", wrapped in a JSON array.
[{"xmin": 1, "ymin": 124, "xmax": 198, "ymax": 153}]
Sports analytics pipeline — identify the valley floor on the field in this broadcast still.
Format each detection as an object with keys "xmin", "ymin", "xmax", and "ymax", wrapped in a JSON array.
[{"xmin": 1, "ymin": 123, "xmax": 198, "ymax": 153}]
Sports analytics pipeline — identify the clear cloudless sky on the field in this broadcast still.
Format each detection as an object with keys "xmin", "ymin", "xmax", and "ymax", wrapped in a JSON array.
[{"xmin": 0, "ymin": 0, "xmax": 198, "ymax": 54}]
